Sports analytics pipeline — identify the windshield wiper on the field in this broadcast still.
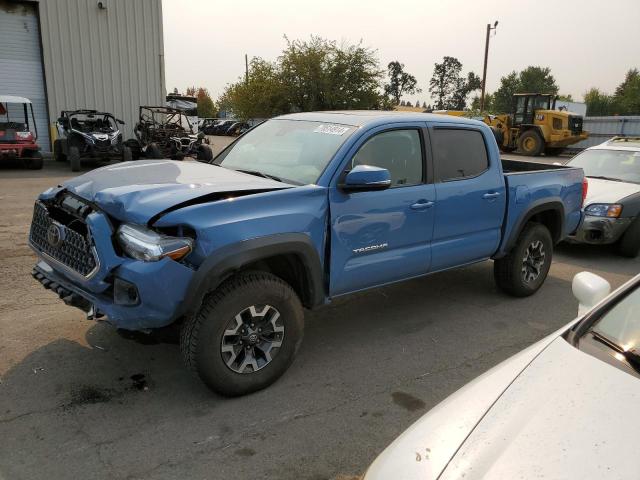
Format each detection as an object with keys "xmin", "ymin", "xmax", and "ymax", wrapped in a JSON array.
[
  {"xmin": 587, "ymin": 175, "xmax": 624, "ymax": 182},
  {"xmin": 591, "ymin": 330, "xmax": 640, "ymax": 372},
  {"xmin": 233, "ymin": 169, "xmax": 283, "ymax": 183}
]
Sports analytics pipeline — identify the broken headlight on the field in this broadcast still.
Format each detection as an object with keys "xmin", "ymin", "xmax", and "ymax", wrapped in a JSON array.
[{"xmin": 116, "ymin": 224, "xmax": 193, "ymax": 262}]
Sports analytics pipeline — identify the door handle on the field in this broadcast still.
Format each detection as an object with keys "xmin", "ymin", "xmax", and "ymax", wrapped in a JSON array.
[
  {"xmin": 482, "ymin": 192, "xmax": 501, "ymax": 199},
  {"xmin": 410, "ymin": 200, "xmax": 435, "ymax": 210}
]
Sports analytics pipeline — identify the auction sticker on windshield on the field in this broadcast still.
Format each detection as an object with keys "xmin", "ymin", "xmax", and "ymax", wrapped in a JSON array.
[{"xmin": 314, "ymin": 124, "xmax": 351, "ymax": 135}]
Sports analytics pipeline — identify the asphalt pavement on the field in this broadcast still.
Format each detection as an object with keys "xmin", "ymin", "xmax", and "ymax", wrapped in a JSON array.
[{"xmin": 0, "ymin": 150, "xmax": 637, "ymax": 480}]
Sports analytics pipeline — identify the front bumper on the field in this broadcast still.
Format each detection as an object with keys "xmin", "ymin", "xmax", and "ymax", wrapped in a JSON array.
[
  {"xmin": 30, "ymin": 205, "xmax": 195, "ymax": 330},
  {"xmin": 566, "ymin": 215, "xmax": 633, "ymax": 245}
]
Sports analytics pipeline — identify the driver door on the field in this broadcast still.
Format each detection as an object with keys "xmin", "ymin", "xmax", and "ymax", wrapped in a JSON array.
[{"xmin": 329, "ymin": 125, "xmax": 436, "ymax": 296}]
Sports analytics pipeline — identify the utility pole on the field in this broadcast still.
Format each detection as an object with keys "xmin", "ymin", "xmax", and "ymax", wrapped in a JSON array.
[
  {"xmin": 245, "ymin": 54, "xmax": 249, "ymax": 85},
  {"xmin": 480, "ymin": 21, "xmax": 498, "ymax": 112}
]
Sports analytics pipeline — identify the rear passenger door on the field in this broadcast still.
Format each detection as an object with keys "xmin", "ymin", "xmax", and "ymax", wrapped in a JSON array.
[{"xmin": 429, "ymin": 125, "xmax": 506, "ymax": 271}]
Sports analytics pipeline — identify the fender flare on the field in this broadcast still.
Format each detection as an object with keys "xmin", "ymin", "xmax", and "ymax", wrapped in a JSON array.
[
  {"xmin": 501, "ymin": 200, "xmax": 565, "ymax": 255},
  {"xmin": 176, "ymin": 233, "xmax": 325, "ymax": 319}
]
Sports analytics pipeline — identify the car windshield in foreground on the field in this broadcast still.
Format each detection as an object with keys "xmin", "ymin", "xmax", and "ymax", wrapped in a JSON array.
[
  {"xmin": 581, "ymin": 284, "xmax": 640, "ymax": 376},
  {"xmin": 567, "ymin": 149, "xmax": 640, "ymax": 184},
  {"xmin": 215, "ymin": 119, "xmax": 356, "ymax": 185}
]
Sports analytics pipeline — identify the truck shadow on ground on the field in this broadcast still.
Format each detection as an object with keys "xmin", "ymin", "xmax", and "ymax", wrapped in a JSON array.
[{"xmin": 0, "ymin": 261, "xmax": 581, "ymax": 479}]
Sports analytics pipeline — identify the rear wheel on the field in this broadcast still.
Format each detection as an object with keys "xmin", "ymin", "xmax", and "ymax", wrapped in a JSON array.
[
  {"xmin": 180, "ymin": 271, "xmax": 304, "ymax": 396},
  {"xmin": 23, "ymin": 150, "xmax": 43, "ymax": 170},
  {"xmin": 617, "ymin": 218, "xmax": 640, "ymax": 258},
  {"xmin": 146, "ymin": 143, "xmax": 162, "ymax": 159},
  {"xmin": 68, "ymin": 146, "xmax": 81, "ymax": 172},
  {"xmin": 124, "ymin": 139, "xmax": 141, "ymax": 160},
  {"xmin": 494, "ymin": 222, "xmax": 553, "ymax": 297},
  {"xmin": 518, "ymin": 130, "xmax": 544, "ymax": 156},
  {"xmin": 53, "ymin": 139, "xmax": 66, "ymax": 162},
  {"xmin": 197, "ymin": 144, "xmax": 213, "ymax": 162}
]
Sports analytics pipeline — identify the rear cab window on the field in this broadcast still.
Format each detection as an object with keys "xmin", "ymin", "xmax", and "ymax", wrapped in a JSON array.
[{"xmin": 431, "ymin": 128, "xmax": 489, "ymax": 181}]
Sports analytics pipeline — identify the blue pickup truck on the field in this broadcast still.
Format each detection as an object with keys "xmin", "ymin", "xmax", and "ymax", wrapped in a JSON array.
[{"xmin": 29, "ymin": 111, "xmax": 585, "ymax": 395}]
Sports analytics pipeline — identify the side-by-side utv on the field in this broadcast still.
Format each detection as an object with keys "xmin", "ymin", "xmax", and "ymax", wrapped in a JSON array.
[
  {"xmin": 54, "ymin": 110, "xmax": 132, "ymax": 171},
  {"xmin": 128, "ymin": 106, "xmax": 213, "ymax": 161}
]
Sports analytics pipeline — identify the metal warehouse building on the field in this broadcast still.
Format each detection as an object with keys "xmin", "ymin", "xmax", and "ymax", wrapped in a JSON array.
[{"xmin": 0, "ymin": 0, "xmax": 165, "ymax": 152}]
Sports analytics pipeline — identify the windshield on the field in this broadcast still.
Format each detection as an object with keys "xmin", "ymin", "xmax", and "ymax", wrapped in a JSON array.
[
  {"xmin": 567, "ymin": 149, "xmax": 640, "ymax": 183},
  {"xmin": 592, "ymin": 287, "xmax": 640, "ymax": 352},
  {"xmin": 215, "ymin": 119, "xmax": 356, "ymax": 185},
  {"xmin": 69, "ymin": 113, "xmax": 116, "ymax": 133}
]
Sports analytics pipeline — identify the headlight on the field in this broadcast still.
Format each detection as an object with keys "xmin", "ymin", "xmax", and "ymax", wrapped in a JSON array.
[
  {"xmin": 584, "ymin": 203, "xmax": 623, "ymax": 218},
  {"xmin": 116, "ymin": 224, "xmax": 193, "ymax": 261}
]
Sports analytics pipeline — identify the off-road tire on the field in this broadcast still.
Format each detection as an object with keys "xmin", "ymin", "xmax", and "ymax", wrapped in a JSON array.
[
  {"xmin": 68, "ymin": 146, "xmax": 81, "ymax": 172},
  {"xmin": 124, "ymin": 139, "xmax": 142, "ymax": 160},
  {"xmin": 494, "ymin": 222, "xmax": 553, "ymax": 297},
  {"xmin": 24, "ymin": 151, "xmax": 43, "ymax": 170},
  {"xmin": 617, "ymin": 217, "xmax": 640, "ymax": 258},
  {"xmin": 180, "ymin": 271, "xmax": 304, "ymax": 396},
  {"xmin": 196, "ymin": 144, "xmax": 213, "ymax": 162},
  {"xmin": 121, "ymin": 145, "xmax": 132, "ymax": 162},
  {"xmin": 518, "ymin": 130, "xmax": 544, "ymax": 156},
  {"xmin": 53, "ymin": 139, "xmax": 66, "ymax": 162},
  {"xmin": 146, "ymin": 143, "xmax": 163, "ymax": 159}
]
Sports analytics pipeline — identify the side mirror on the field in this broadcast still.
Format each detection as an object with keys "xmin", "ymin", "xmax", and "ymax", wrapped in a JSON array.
[
  {"xmin": 572, "ymin": 272, "xmax": 611, "ymax": 316},
  {"xmin": 117, "ymin": 119, "xmax": 125, "ymax": 125},
  {"xmin": 340, "ymin": 165, "xmax": 391, "ymax": 192}
]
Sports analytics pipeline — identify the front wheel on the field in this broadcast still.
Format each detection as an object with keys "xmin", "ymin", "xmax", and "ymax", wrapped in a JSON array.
[
  {"xmin": 146, "ymin": 143, "xmax": 163, "ymax": 159},
  {"xmin": 24, "ymin": 150, "xmax": 43, "ymax": 170},
  {"xmin": 196, "ymin": 144, "xmax": 213, "ymax": 162},
  {"xmin": 494, "ymin": 222, "xmax": 553, "ymax": 297},
  {"xmin": 518, "ymin": 130, "xmax": 544, "ymax": 156},
  {"xmin": 180, "ymin": 271, "xmax": 304, "ymax": 396},
  {"xmin": 121, "ymin": 145, "xmax": 132, "ymax": 162},
  {"xmin": 53, "ymin": 139, "xmax": 66, "ymax": 162}
]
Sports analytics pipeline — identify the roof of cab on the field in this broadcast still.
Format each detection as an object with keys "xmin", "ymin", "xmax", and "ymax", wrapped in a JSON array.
[
  {"xmin": 275, "ymin": 110, "xmax": 485, "ymax": 128},
  {"xmin": 0, "ymin": 95, "xmax": 32, "ymax": 104},
  {"xmin": 591, "ymin": 136, "xmax": 640, "ymax": 152}
]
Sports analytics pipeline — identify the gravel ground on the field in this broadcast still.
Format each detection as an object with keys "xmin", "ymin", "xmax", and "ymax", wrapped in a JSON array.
[{"xmin": 0, "ymin": 147, "xmax": 637, "ymax": 480}]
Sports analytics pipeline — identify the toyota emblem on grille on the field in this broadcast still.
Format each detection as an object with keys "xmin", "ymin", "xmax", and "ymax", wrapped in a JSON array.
[{"xmin": 46, "ymin": 224, "xmax": 65, "ymax": 248}]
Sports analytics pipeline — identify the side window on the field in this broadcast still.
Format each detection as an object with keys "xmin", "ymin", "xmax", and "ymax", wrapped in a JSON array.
[
  {"xmin": 431, "ymin": 129, "xmax": 489, "ymax": 181},
  {"xmin": 351, "ymin": 129, "xmax": 423, "ymax": 187}
]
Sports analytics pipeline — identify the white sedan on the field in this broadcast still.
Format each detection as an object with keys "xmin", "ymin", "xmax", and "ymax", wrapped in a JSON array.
[{"xmin": 365, "ymin": 272, "xmax": 640, "ymax": 479}]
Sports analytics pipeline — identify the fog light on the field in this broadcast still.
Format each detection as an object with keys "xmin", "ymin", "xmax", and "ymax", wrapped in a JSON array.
[{"xmin": 114, "ymin": 278, "xmax": 139, "ymax": 306}]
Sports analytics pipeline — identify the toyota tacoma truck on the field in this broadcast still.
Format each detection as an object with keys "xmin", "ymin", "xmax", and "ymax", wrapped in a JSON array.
[{"xmin": 29, "ymin": 111, "xmax": 586, "ymax": 396}]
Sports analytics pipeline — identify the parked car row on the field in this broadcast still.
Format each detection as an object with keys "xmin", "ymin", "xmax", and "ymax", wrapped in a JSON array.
[{"xmin": 200, "ymin": 118, "xmax": 250, "ymax": 136}]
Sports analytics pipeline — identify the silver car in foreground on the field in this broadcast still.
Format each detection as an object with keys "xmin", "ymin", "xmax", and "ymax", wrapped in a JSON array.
[{"xmin": 365, "ymin": 271, "xmax": 640, "ymax": 479}]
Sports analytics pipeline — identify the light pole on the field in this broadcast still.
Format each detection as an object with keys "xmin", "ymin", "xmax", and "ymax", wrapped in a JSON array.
[{"xmin": 480, "ymin": 21, "xmax": 498, "ymax": 112}]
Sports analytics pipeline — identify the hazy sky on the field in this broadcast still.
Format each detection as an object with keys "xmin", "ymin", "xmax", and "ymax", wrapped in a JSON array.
[{"xmin": 163, "ymin": 0, "xmax": 640, "ymax": 105}]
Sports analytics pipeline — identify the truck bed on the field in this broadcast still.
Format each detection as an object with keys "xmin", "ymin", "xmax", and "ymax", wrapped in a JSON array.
[{"xmin": 495, "ymin": 158, "xmax": 584, "ymax": 257}]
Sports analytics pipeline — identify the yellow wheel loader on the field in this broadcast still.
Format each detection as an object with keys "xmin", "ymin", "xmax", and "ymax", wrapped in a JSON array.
[{"xmin": 436, "ymin": 94, "xmax": 588, "ymax": 156}]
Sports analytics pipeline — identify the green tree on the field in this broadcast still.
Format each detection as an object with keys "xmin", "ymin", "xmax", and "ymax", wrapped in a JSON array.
[
  {"xmin": 518, "ymin": 66, "xmax": 559, "ymax": 95},
  {"xmin": 429, "ymin": 56, "xmax": 480, "ymax": 110},
  {"xmin": 384, "ymin": 61, "xmax": 420, "ymax": 105},
  {"xmin": 491, "ymin": 71, "xmax": 520, "ymax": 113},
  {"xmin": 557, "ymin": 94, "xmax": 574, "ymax": 101},
  {"xmin": 584, "ymin": 87, "xmax": 618, "ymax": 116},
  {"xmin": 196, "ymin": 88, "xmax": 216, "ymax": 118},
  {"xmin": 614, "ymin": 68, "xmax": 640, "ymax": 114},
  {"xmin": 487, "ymin": 67, "xmax": 560, "ymax": 113},
  {"xmin": 219, "ymin": 36, "xmax": 385, "ymax": 119}
]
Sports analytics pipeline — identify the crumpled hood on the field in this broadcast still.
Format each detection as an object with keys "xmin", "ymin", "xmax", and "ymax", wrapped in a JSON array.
[
  {"xmin": 439, "ymin": 337, "xmax": 640, "ymax": 480},
  {"xmin": 584, "ymin": 177, "xmax": 640, "ymax": 206},
  {"xmin": 58, "ymin": 160, "xmax": 290, "ymax": 224}
]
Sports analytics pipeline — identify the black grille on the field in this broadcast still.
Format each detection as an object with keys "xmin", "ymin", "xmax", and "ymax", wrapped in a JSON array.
[
  {"xmin": 569, "ymin": 115, "xmax": 583, "ymax": 135},
  {"xmin": 29, "ymin": 202, "xmax": 97, "ymax": 276},
  {"xmin": 94, "ymin": 139, "xmax": 111, "ymax": 152}
]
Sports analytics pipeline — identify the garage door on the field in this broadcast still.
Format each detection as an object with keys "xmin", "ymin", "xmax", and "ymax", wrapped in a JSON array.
[{"xmin": 0, "ymin": 1, "xmax": 50, "ymax": 152}]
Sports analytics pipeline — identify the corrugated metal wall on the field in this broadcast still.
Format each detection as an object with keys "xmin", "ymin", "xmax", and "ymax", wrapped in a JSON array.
[
  {"xmin": 37, "ymin": 0, "xmax": 165, "ymax": 145},
  {"xmin": 572, "ymin": 116, "xmax": 640, "ymax": 149}
]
